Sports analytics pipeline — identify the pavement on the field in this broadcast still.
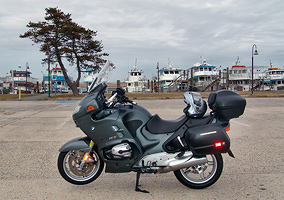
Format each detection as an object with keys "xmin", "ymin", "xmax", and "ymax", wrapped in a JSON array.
[{"xmin": 0, "ymin": 98, "xmax": 283, "ymax": 199}]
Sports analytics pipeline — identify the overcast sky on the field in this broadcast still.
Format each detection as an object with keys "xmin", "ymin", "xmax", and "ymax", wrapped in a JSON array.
[{"xmin": 1, "ymin": 0, "xmax": 283, "ymax": 82}]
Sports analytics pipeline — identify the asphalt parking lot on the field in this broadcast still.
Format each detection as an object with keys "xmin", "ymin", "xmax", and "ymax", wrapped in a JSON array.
[{"xmin": 0, "ymin": 98, "xmax": 283, "ymax": 199}]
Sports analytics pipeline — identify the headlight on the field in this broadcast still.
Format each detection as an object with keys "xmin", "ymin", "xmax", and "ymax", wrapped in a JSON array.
[{"xmin": 73, "ymin": 105, "xmax": 81, "ymax": 115}]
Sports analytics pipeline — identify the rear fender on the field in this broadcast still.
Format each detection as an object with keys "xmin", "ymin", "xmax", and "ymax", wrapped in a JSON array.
[{"xmin": 59, "ymin": 137, "xmax": 91, "ymax": 152}]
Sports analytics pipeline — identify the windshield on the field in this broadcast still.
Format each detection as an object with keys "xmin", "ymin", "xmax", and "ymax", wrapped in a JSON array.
[{"xmin": 88, "ymin": 60, "xmax": 114, "ymax": 92}]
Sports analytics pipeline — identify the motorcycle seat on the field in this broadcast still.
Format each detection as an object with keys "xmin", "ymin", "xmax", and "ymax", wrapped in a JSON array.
[
  {"xmin": 146, "ymin": 114, "xmax": 188, "ymax": 134},
  {"xmin": 185, "ymin": 114, "xmax": 213, "ymax": 128}
]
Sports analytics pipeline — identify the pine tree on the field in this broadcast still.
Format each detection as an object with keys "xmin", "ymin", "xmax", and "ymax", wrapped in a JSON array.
[{"xmin": 20, "ymin": 7, "xmax": 109, "ymax": 96}]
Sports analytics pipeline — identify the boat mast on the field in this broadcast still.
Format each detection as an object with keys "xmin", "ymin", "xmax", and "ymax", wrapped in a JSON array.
[{"xmin": 134, "ymin": 58, "xmax": 138, "ymax": 70}]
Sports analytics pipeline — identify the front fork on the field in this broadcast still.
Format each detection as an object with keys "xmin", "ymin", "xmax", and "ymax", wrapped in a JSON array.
[{"xmin": 80, "ymin": 140, "xmax": 95, "ymax": 169}]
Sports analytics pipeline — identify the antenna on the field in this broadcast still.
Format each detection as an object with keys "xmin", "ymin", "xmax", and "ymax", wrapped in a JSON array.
[
  {"xmin": 235, "ymin": 56, "xmax": 240, "ymax": 65},
  {"xmin": 168, "ymin": 59, "xmax": 172, "ymax": 68},
  {"xmin": 133, "ymin": 58, "xmax": 138, "ymax": 70},
  {"xmin": 200, "ymin": 55, "xmax": 203, "ymax": 63}
]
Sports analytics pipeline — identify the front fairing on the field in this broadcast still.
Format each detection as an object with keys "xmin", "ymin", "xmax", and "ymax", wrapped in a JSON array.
[
  {"xmin": 73, "ymin": 60, "xmax": 114, "ymax": 120},
  {"xmin": 73, "ymin": 83, "xmax": 107, "ymax": 120}
]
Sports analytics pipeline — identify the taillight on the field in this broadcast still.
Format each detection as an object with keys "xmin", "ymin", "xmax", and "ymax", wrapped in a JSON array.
[{"xmin": 215, "ymin": 142, "xmax": 222, "ymax": 148}]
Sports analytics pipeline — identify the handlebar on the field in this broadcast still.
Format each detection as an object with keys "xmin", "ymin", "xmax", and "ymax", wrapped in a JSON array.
[{"xmin": 106, "ymin": 87, "xmax": 136, "ymax": 108}]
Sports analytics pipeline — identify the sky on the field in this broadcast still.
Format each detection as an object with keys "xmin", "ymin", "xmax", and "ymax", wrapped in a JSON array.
[{"xmin": 1, "ymin": 0, "xmax": 284, "ymax": 82}]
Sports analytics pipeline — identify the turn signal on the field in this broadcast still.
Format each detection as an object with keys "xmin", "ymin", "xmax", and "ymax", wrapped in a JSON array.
[
  {"xmin": 225, "ymin": 125, "xmax": 230, "ymax": 132},
  {"xmin": 215, "ymin": 142, "xmax": 222, "ymax": 148},
  {"xmin": 84, "ymin": 154, "xmax": 90, "ymax": 161},
  {"xmin": 87, "ymin": 105, "xmax": 95, "ymax": 111}
]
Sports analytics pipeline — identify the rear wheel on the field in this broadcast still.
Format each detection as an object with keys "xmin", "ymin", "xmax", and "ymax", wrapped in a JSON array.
[
  {"xmin": 174, "ymin": 154, "xmax": 223, "ymax": 189},
  {"xmin": 58, "ymin": 149, "xmax": 104, "ymax": 185}
]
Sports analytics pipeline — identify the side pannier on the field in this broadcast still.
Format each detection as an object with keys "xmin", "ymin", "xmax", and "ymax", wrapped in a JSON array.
[
  {"xmin": 185, "ymin": 123, "xmax": 230, "ymax": 155},
  {"xmin": 208, "ymin": 90, "xmax": 246, "ymax": 120}
]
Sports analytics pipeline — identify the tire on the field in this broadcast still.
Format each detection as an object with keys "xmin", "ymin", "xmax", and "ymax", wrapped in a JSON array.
[
  {"xmin": 174, "ymin": 154, "xmax": 223, "ymax": 189},
  {"xmin": 58, "ymin": 149, "xmax": 104, "ymax": 185}
]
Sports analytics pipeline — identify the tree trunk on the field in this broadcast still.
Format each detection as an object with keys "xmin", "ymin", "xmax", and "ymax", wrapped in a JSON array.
[
  {"xmin": 70, "ymin": 84, "xmax": 79, "ymax": 96},
  {"xmin": 55, "ymin": 48, "xmax": 80, "ymax": 96}
]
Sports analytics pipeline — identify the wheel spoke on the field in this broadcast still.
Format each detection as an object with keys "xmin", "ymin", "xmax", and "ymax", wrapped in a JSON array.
[
  {"xmin": 196, "ymin": 165, "xmax": 205, "ymax": 179},
  {"xmin": 199, "ymin": 170, "xmax": 205, "ymax": 179},
  {"xmin": 183, "ymin": 167, "xmax": 194, "ymax": 174}
]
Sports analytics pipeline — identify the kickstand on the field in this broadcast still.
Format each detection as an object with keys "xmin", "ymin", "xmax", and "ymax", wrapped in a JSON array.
[{"xmin": 135, "ymin": 171, "xmax": 149, "ymax": 193}]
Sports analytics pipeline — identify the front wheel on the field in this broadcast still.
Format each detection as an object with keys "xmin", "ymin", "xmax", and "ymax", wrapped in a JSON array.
[
  {"xmin": 174, "ymin": 154, "xmax": 223, "ymax": 189},
  {"xmin": 58, "ymin": 149, "xmax": 104, "ymax": 185}
]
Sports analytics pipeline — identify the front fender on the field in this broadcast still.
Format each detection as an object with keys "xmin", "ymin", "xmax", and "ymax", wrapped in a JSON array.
[{"xmin": 59, "ymin": 137, "xmax": 91, "ymax": 152}]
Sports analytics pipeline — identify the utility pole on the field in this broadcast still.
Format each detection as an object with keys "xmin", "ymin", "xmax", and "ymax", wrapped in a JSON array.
[{"xmin": 157, "ymin": 62, "xmax": 159, "ymax": 93}]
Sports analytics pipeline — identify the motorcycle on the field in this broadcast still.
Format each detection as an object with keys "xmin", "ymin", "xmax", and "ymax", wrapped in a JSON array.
[{"xmin": 57, "ymin": 61, "xmax": 246, "ymax": 193}]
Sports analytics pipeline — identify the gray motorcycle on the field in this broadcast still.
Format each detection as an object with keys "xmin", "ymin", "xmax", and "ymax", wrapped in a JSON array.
[{"xmin": 57, "ymin": 61, "xmax": 246, "ymax": 192}]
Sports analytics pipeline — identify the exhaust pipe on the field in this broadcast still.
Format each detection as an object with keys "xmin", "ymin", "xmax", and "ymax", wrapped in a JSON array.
[{"xmin": 158, "ymin": 156, "xmax": 208, "ymax": 173}]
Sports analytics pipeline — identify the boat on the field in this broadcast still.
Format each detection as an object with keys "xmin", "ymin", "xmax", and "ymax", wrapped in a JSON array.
[
  {"xmin": 228, "ymin": 57, "xmax": 271, "ymax": 91},
  {"xmin": 263, "ymin": 62, "xmax": 284, "ymax": 91},
  {"xmin": 125, "ymin": 64, "xmax": 146, "ymax": 93},
  {"xmin": 42, "ymin": 65, "xmax": 72, "ymax": 93},
  {"xmin": 9, "ymin": 68, "xmax": 38, "ymax": 94},
  {"xmin": 191, "ymin": 58, "xmax": 219, "ymax": 91},
  {"xmin": 228, "ymin": 57, "xmax": 252, "ymax": 91},
  {"xmin": 158, "ymin": 60, "xmax": 184, "ymax": 92}
]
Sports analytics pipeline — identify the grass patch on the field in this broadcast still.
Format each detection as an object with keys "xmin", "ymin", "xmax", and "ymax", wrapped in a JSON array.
[
  {"xmin": 0, "ymin": 94, "xmax": 38, "ymax": 101},
  {"xmin": 1, "ymin": 91, "xmax": 283, "ymax": 101},
  {"xmin": 235, "ymin": 91, "xmax": 284, "ymax": 98},
  {"xmin": 39, "ymin": 94, "xmax": 86, "ymax": 101}
]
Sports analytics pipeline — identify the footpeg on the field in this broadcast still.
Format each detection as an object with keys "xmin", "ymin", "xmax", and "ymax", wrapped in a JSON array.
[{"xmin": 175, "ymin": 151, "xmax": 185, "ymax": 159}]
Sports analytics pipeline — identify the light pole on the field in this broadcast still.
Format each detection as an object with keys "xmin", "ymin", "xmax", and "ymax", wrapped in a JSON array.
[
  {"xmin": 26, "ymin": 62, "xmax": 29, "ymax": 93},
  {"xmin": 48, "ymin": 57, "xmax": 51, "ymax": 97},
  {"xmin": 251, "ymin": 44, "xmax": 258, "ymax": 95}
]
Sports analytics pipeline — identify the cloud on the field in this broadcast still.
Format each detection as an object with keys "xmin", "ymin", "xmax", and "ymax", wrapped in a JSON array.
[{"xmin": 0, "ymin": 0, "xmax": 283, "ymax": 81}]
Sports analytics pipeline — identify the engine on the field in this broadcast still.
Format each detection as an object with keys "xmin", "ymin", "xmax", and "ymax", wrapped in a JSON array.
[{"xmin": 105, "ymin": 143, "xmax": 132, "ymax": 160}]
